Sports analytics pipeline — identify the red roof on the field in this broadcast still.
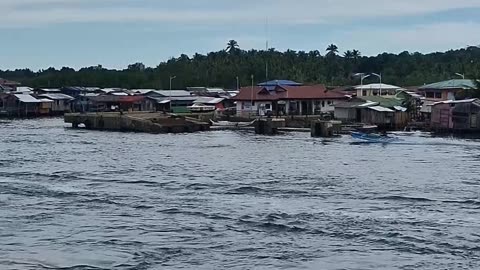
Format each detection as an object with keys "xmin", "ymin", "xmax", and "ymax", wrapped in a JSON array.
[{"xmin": 233, "ymin": 85, "xmax": 348, "ymax": 101}]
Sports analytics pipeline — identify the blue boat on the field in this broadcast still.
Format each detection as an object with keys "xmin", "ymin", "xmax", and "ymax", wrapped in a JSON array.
[{"xmin": 351, "ymin": 132, "xmax": 400, "ymax": 143}]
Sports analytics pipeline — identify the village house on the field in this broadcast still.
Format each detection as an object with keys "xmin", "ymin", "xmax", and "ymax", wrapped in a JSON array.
[
  {"xmin": 0, "ymin": 93, "xmax": 53, "ymax": 116},
  {"xmin": 187, "ymin": 87, "xmax": 228, "ymax": 97},
  {"xmin": 233, "ymin": 80, "xmax": 348, "ymax": 117},
  {"xmin": 356, "ymin": 83, "xmax": 404, "ymax": 97},
  {"xmin": 418, "ymin": 79, "xmax": 479, "ymax": 121},
  {"xmin": 70, "ymin": 93, "xmax": 99, "ymax": 112},
  {"xmin": 418, "ymin": 79, "xmax": 478, "ymax": 101},
  {"xmin": 133, "ymin": 89, "xmax": 197, "ymax": 113},
  {"xmin": 87, "ymin": 95, "xmax": 153, "ymax": 112},
  {"xmin": 334, "ymin": 96, "xmax": 411, "ymax": 129},
  {"xmin": 192, "ymin": 97, "xmax": 227, "ymax": 110},
  {"xmin": 38, "ymin": 93, "xmax": 74, "ymax": 114},
  {"xmin": 0, "ymin": 78, "xmax": 21, "ymax": 92},
  {"xmin": 430, "ymin": 99, "xmax": 480, "ymax": 132},
  {"xmin": 61, "ymin": 86, "xmax": 100, "ymax": 98}
]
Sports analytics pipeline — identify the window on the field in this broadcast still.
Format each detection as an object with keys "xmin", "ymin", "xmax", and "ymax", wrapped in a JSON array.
[
  {"xmin": 373, "ymin": 90, "xmax": 378, "ymax": 96},
  {"xmin": 322, "ymin": 101, "xmax": 325, "ymax": 107},
  {"xmin": 426, "ymin": 92, "xmax": 435, "ymax": 98},
  {"xmin": 434, "ymin": 92, "xmax": 442, "ymax": 99},
  {"xmin": 327, "ymin": 101, "xmax": 332, "ymax": 105},
  {"xmin": 389, "ymin": 89, "xmax": 396, "ymax": 95},
  {"xmin": 362, "ymin": 90, "xmax": 367, "ymax": 96},
  {"xmin": 265, "ymin": 104, "xmax": 271, "ymax": 110}
]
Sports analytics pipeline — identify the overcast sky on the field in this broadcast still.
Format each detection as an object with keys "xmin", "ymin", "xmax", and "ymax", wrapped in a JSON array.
[{"xmin": 1, "ymin": 0, "xmax": 480, "ymax": 70}]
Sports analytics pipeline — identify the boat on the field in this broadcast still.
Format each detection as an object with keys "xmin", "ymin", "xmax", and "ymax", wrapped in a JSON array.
[
  {"xmin": 351, "ymin": 132, "xmax": 400, "ymax": 143},
  {"xmin": 210, "ymin": 119, "xmax": 256, "ymax": 128}
]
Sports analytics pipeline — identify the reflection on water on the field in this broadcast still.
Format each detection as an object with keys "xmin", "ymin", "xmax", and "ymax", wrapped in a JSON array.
[{"xmin": 1, "ymin": 118, "xmax": 479, "ymax": 270}]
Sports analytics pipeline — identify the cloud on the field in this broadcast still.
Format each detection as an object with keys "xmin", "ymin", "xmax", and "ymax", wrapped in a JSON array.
[{"xmin": 1, "ymin": 0, "xmax": 480, "ymax": 27}]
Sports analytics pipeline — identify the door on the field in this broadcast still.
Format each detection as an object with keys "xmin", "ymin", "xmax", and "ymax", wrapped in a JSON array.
[{"xmin": 471, "ymin": 114, "xmax": 478, "ymax": 128}]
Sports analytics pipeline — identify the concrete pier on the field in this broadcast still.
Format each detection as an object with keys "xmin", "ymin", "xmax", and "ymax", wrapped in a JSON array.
[
  {"xmin": 254, "ymin": 118, "xmax": 286, "ymax": 135},
  {"xmin": 64, "ymin": 112, "xmax": 210, "ymax": 134},
  {"xmin": 311, "ymin": 120, "xmax": 342, "ymax": 137}
]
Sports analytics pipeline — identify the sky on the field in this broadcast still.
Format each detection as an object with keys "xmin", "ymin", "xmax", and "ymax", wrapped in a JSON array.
[{"xmin": 1, "ymin": 0, "xmax": 480, "ymax": 70}]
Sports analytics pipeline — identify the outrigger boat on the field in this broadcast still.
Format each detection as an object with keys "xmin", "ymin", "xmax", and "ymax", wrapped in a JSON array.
[
  {"xmin": 351, "ymin": 132, "xmax": 400, "ymax": 143},
  {"xmin": 210, "ymin": 119, "xmax": 256, "ymax": 128}
]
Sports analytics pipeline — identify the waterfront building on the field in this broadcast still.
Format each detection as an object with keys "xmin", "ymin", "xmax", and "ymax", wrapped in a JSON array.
[
  {"xmin": 430, "ymin": 99, "xmax": 480, "ymax": 131},
  {"xmin": 61, "ymin": 86, "xmax": 100, "ymax": 98},
  {"xmin": 0, "ymin": 78, "xmax": 21, "ymax": 92},
  {"xmin": 233, "ymin": 80, "xmax": 348, "ymax": 117},
  {"xmin": 418, "ymin": 79, "xmax": 479, "ymax": 101},
  {"xmin": 355, "ymin": 83, "xmax": 404, "ymax": 97},
  {"xmin": 133, "ymin": 89, "xmax": 196, "ymax": 113},
  {"xmin": 334, "ymin": 96, "xmax": 411, "ymax": 129},
  {"xmin": 0, "ymin": 93, "xmax": 52, "ymax": 116},
  {"xmin": 38, "ymin": 94, "xmax": 74, "ymax": 114},
  {"xmin": 418, "ymin": 79, "xmax": 479, "ymax": 122}
]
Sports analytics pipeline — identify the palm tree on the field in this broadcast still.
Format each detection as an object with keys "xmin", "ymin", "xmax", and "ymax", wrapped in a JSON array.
[
  {"xmin": 326, "ymin": 44, "xmax": 339, "ymax": 56},
  {"xmin": 343, "ymin": 50, "xmax": 353, "ymax": 58},
  {"xmin": 352, "ymin": 49, "xmax": 361, "ymax": 60},
  {"xmin": 226, "ymin": 40, "xmax": 239, "ymax": 53}
]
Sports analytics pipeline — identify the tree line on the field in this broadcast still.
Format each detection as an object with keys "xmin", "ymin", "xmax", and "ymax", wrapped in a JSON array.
[{"xmin": 1, "ymin": 40, "xmax": 480, "ymax": 90}]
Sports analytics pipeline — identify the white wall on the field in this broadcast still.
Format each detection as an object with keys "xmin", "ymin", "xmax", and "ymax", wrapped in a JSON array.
[{"xmin": 236, "ymin": 101, "xmax": 272, "ymax": 116}]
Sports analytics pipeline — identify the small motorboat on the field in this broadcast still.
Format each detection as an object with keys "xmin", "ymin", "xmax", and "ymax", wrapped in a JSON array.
[
  {"xmin": 351, "ymin": 132, "xmax": 400, "ymax": 143},
  {"xmin": 210, "ymin": 119, "xmax": 256, "ymax": 128}
]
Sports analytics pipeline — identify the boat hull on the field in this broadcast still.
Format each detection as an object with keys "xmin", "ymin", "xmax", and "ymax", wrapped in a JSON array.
[{"xmin": 351, "ymin": 132, "xmax": 399, "ymax": 143}]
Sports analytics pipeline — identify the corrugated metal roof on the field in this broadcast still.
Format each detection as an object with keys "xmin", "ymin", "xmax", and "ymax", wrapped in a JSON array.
[
  {"xmin": 355, "ymin": 83, "xmax": 403, "ymax": 90},
  {"xmin": 419, "ymin": 79, "xmax": 479, "ymax": 90},
  {"xmin": 360, "ymin": 96, "xmax": 405, "ymax": 108},
  {"xmin": 394, "ymin": 106, "xmax": 408, "ymax": 112},
  {"xmin": 155, "ymin": 90, "xmax": 192, "ymax": 97},
  {"xmin": 357, "ymin": 101, "xmax": 379, "ymax": 108},
  {"xmin": 38, "ymin": 98, "xmax": 54, "ymax": 103},
  {"xmin": 16, "ymin": 87, "xmax": 33, "ymax": 93},
  {"xmin": 194, "ymin": 97, "xmax": 224, "ymax": 104},
  {"xmin": 40, "ymin": 94, "xmax": 74, "ymax": 100},
  {"xmin": 14, "ymin": 94, "xmax": 41, "ymax": 103},
  {"xmin": 132, "ymin": 89, "xmax": 157, "ymax": 95},
  {"xmin": 258, "ymin": 80, "xmax": 303, "ymax": 86},
  {"xmin": 433, "ymin": 98, "xmax": 478, "ymax": 105},
  {"xmin": 206, "ymin": 88, "xmax": 226, "ymax": 93},
  {"xmin": 368, "ymin": 106, "xmax": 395, "ymax": 112},
  {"xmin": 39, "ymin": 88, "xmax": 61, "ymax": 92}
]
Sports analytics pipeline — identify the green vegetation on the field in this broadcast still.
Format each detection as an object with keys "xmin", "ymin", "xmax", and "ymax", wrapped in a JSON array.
[{"xmin": 1, "ymin": 41, "xmax": 480, "ymax": 89}]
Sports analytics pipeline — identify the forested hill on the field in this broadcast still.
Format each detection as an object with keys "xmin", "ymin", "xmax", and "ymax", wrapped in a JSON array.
[{"xmin": 2, "ymin": 41, "xmax": 480, "ymax": 89}]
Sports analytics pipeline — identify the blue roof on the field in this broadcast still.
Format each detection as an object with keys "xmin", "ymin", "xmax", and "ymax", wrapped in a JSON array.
[{"xmin": 258, "ymin": 80, "xmax": 303, "ymax": 87}]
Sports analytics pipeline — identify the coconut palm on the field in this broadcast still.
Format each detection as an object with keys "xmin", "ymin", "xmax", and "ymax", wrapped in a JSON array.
[
  {"xmin": 343, "ymin": 50, "xmax": 354, "ymax": 59},
  {"xmin": 352, "ymin": 49, "xmax": 361, "ymax": 60},
  {"xmin": 226, "ymin": 40, "xmax": 240, "ymax": 53},
  {"xmin": 326, "ymin": 44, "xmax": 339, "ymax": 56}
]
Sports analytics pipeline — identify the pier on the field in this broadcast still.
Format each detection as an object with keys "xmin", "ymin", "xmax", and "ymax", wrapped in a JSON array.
[{"xmin": 64, "ymin": 112, "xmax": 210, "ymax": 134}]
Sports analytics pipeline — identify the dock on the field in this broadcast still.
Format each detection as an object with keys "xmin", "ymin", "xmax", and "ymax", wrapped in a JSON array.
[{"xmin": 64, "ymin": 112, "xmax": 210, "ymax": 134}]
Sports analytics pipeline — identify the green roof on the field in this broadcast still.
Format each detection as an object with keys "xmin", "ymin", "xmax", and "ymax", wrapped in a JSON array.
[
  {"xmin": 419, "ymin": 79, "xmax": 479, "ymax": 90},
  {"xmin": 359, "ymin": 96, "xmax": 405, "ymax": 108}
]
